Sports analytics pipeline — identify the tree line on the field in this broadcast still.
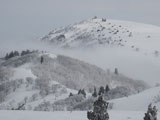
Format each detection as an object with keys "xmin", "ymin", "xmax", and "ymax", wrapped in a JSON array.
[{"xmin": 4, "ymin": 50, "xmax": 38, "ymax": 60}]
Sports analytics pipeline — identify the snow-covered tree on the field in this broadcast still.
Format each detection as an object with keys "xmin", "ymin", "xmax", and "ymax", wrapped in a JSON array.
[
  {"xmin": 87, "ymin": 96, "xmax": 109, "ymax": 120},
  {"xmin": 144, "ymin": 104, "xmax": 158, "ymax": 120}
]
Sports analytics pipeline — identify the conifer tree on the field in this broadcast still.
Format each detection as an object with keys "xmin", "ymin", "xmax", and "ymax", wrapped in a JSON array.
[
  {"xmin": 87, "ymin": 96, "xmax": 109, "ymax": 120},
  {"xmin": 69, "ymin": 92, "xmax": 73, "ymax": 97},
  {"xmin": 5, "ymin": 53, "xmax": 9, "ymax": 60},
  {"xmin": 92, "ymin": 87, "xmax": 97, "ymax": 97},
  {"xmin": 105, "ymin": 85, "xmax": 110, "ymax": 93},
  {"xmin": 144, "ymin": 104, "xmax": 158, "ymax": 120},
  {"xmin": 78, "ymin": 89, "xmax": 86, "ymax": 98},
  {"xmin": 114, "ymin": 68, "xmax": 118, "ymax": 75},
  {"xmin": 98, "ymin": 86, "xmax": 105, "ymax": 95},
  {"xmin": 41, "ymin": 56, "xmax": 44, "ymax": 64}
]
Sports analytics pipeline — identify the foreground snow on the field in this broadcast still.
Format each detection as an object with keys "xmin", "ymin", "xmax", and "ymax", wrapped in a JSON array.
[{"xmin": 0, "ymin": 110, "xmax": 158, "ymax": 120}]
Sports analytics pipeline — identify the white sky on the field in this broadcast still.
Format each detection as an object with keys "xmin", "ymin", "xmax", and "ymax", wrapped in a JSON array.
[{"xmin": 0, "ymin": 0, "xmax": 160, "ymax": 50}]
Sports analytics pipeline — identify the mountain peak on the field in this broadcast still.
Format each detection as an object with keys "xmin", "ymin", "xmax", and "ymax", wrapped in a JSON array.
[{"xmin": 41, "ymin": 17, "xmax": 134, "ymax": 48}]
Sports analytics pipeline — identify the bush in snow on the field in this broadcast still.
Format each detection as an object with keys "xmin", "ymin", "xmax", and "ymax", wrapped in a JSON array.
[
  {"xmin": 56, "ymin": 34, "xmax": 65, "ymax": 42},
  {"xmin": 104, "ymin": 86, "xmax": 132, "ymax": 100},
  {"xmin": 78, "ymin": 89, "xmax": 86, "ymax": 98},
  {"xmin": 52, "ymin": 94, "xmax": 85, "ymax": 111},
  {"xmin": 102, "ymin": 18, "xmax": 106, "ymax": 22},
  {"xmin": 69, "ymin": 92, "xmax": 74, "ymax": 97}
]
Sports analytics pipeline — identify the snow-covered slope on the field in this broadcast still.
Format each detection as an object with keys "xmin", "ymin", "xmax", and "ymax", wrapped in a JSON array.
[
  {"xmin": 41, "ymin": 17, "xmax": 160, "ymax": 85},
  {"xmin": 110, "ymin": 86, "xmax": 160, "ymax": 111},
  {"xmin": 0, "ymin": 51, "xmax": 148, "ymax": 110},
  {"xmin": 1, "ymin": 51, "xmax": 148, "ymax": 92}
]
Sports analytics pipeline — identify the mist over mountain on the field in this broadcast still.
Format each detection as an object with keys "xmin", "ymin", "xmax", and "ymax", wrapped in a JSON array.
[{"xmin": 39, "ymin": 18, "xmax": 160, "ymax": 86}]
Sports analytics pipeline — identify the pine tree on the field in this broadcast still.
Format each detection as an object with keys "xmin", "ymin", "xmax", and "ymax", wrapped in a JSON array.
[
  {"xmin": 114, "ymin": 68, "xmax": 118, "ymax": 75},
  {"xmin": 78, "ymin": 89, "xmax": 86, "ymax": 98},
  {"xmin": 92, "ymin": 87, "xmax": 97, "ymax": 97},
  {"xmin": 87, "ymin": 96, "xmax": 109, "ymax": 120},
  {"xmin": 5, "ymin": 53, "xmax": 9, "ymax": 60},
  {"xmin": 98, "ymin": 86, "xmax": 105, "ymax": 95},
  {"xmin": 41, "ymin": 56, "xmax": 44, "ymax": 64},
  {"xmin": 14, "ymin": 51, "xmax": 19, "ymax": 56},
  {"xmin": 8, "ymin": 51, "xmax": 14, "ymax": 59},
  {"xmin": 81, "ymin": 89, "xmax": 86, "ymax": 98},
  {"xmin": 105, "ymin": 85, "xmax": 110, "ymax": 93},
  {"xmin": 78, "ymin": 89, "xmax": 82, "ymax": 95},
  {"xmin": 21, "ymin": 51, "xmax": 26, "ymax": 56}
]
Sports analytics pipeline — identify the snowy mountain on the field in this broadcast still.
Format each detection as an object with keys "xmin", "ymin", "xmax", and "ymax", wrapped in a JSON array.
[
  {"xmin": 0, "ymin": 51, "xmax": 148, "ymax": 110},
  {"xmin": 41, "ymin": 17, "xmax": 160, "ymax": 85},
  {"xmin": 41, "ymin": 17, "xmax": 160, "ymax": 52},
  {"xmin": 42, "ymin": 18, "xmax": 132, "ymax": 48}
]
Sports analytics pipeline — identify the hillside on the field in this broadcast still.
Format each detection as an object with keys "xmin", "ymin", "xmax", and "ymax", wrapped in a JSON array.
[{"xmin": 0, "ymin": 51, "xmax": 148, "ymax": 110}]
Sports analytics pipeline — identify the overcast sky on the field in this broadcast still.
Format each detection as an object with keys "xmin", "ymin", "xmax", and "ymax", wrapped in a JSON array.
[{"xmin": 0, "ymin": 0, "xmax": 160, "ymax": 49}]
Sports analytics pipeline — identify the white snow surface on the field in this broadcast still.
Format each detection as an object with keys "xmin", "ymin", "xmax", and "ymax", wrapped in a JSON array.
[
  {"xmin": 0, "ymin": 110, "xmax": 159, "ymax": 120},
  {"xmin": 110, "ymin": 86, "xmax": 160, "ymax": 111},
  {"xmin": 39, "ymin": 52, "xmax": 57, "ymax": 59}
]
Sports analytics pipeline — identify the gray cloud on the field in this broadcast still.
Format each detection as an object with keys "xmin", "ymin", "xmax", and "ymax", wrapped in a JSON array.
[{"xmin": 0, "ymin": 0, "xmax": 160, "ymax": 55}]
